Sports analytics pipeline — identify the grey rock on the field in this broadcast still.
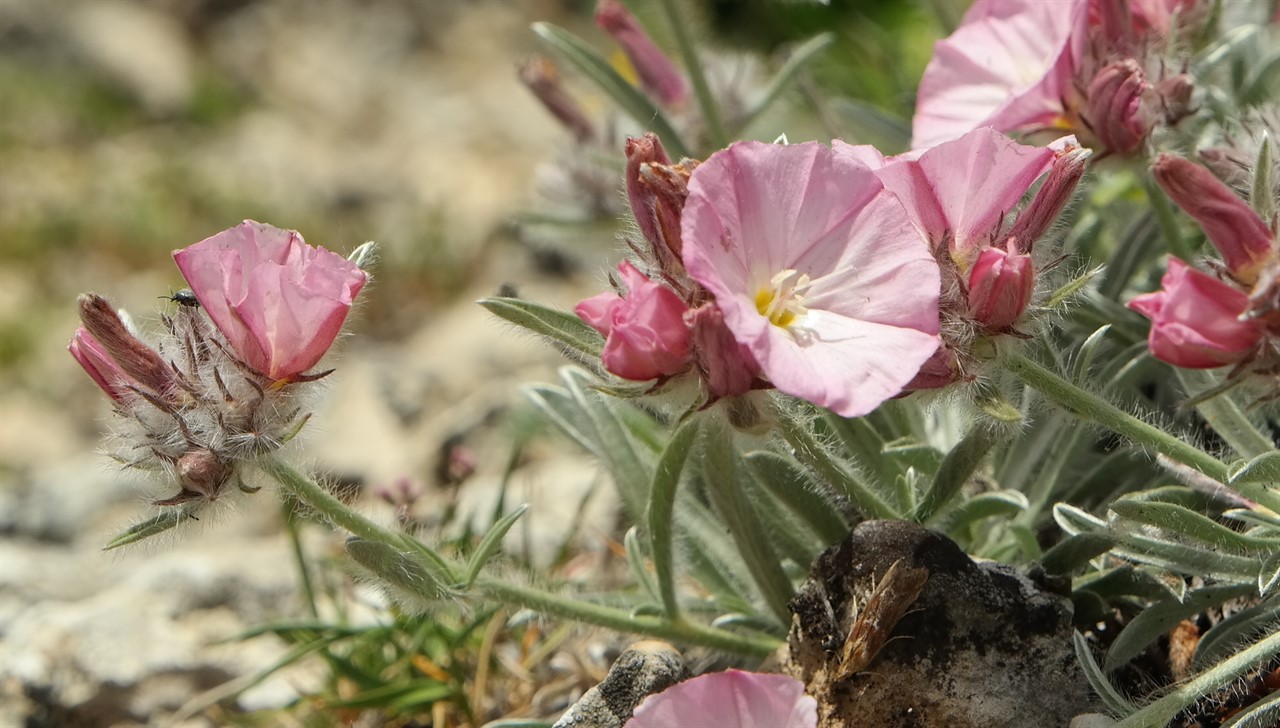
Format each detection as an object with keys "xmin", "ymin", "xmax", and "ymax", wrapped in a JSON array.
[
  {"xmin": 554, "ymin": 641, "xmax": 687, "ymax": 728},
  {"xmin": 786, "ymin": 520, "xmax": 1093, "ymax": 727}
]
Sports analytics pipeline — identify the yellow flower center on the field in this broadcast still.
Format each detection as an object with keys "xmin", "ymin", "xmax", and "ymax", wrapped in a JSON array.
[{"xmin": 755, "ymin": 269, "xmax": 812, "ymax": 329}]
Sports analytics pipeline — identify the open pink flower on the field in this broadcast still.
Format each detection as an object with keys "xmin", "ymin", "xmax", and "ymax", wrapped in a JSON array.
[
  {"xmin": 913, "ymin": 0, "xmax": 1087, "ymax": 149},
  {"xmin": 172, "ymin": 220, "xmax": 367, "ymax": 382},
  {"xmin": 681, "ymin": 141, "xmax": 940, "ymax": 417},
  {"xmin": 1127, "ymin": 258, "xmax": 1264, "ymax": 368},
  {"xmin": 576, "ymin": 260, "xmax": 692, "ymax": 381},
  {"xmin": 625, "ymin": 671, "xmax": 817, "ymax": 728},
  {"xmin": 844, "ymin": 127, "xmax": 1060, "ymax": 265}
]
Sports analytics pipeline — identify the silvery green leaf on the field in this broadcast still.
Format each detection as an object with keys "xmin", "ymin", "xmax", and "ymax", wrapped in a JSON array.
[
  {"xmin": 733, "ymin": 33, "xmax": 835, "ymax": 135},
  {"xmin": 1103, "ymin": 583, "xmax": 1258, "ymax": 672},
  {"xmin": 745, "ymin": 450, "xmax": 850, "ymax": 546},
  {"xmin": 1261, "ymin": 550, "xmax": 1280, "ymax": 597},
  {"xmin": 463, "ymin": 504, "xmax": 529, "ymax": 587},
  {"xmin": 1109, "ymin": 499, "xmax": 1280, "ymax": 555},
  {"xmin": 1073, "ymin": 631, "xmax": 1136, "ymax": 716},
  {"xmin": 1041, "ymin": 532, "xmax": 1115, "ymax": 575},
  {"xmin": 1054, "ymin": 503, "xmax": 1108, "ymax": 535},
  {"xmin": 1228, "ymin": 451, "xmax": 1280, "ymax": 485},
  {"xmin": 346, "ymin": 538, "xmax": 458, "ymax": 604},
  {"xmin": 1193, "ymin": 595, "xmax": 1280, "ymax": 669},
  {"xmin": 103, "ymin": 509, "xmax": 198, "ymax": 550},
  {"xmin": 624, "ymin": 526, "xmax": 660, "ymax": 605},
  {"xmin": 649, "ymin": 416, "xmax": 699, "ymax": 619},
  {"xmin": 1252, "ymin": 133, "xmax": 1275, "ymax": 221},
  {"xmin": 942, "ymin": 490, "xmax": 1029, "ymax": 536},
  {"xmin": 479, "ymin": 297, "xmax": 604, "ymax": 361}
]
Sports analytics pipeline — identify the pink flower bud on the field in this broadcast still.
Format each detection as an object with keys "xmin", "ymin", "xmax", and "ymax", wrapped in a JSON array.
[
  {"xmin": 1083, "ymin": 59, "xmax": 1155, "ymax": 156},
  {"xmin": 75, "ymin": 294, "xmax": 176, "ymax": 400},
  {"xmin": 595, "ymin": 0, "xmax": 688, "ymax": 108},
  {"xmin": 575, "ymin": 261, "xmax": 692, "ymax": 381},
  {"xmin": 684, "ymin": 302, "xmax": 760, "ymax": 400},
  {"xmin": 625, "ymin": 134, "xmax": 697, "ymax": 279},
  {"xmin": 967, "ymin": 246, "xmax": 1035, "ymax": 331},
  {"xmin": 172, "ymin": 220, "xmax": 367, "ymax": 383},
  {"xmin": 1151, "ymin": 154, "xmax": 1276, "ymax": 285},
  {"xmin": 1127, "ymin": 258, "xmax": 1264, "ymax": 368},
  {"xmin": 68, "ymin": 327, "xmax": 134, "ymax": 403},
  {"xmin": 1007, "ymin": 143, "xmax": 1090, "ymax": 252},
  {"xmin": 518, "ymin": 56, "xmax": 596, "ymax": 143}
]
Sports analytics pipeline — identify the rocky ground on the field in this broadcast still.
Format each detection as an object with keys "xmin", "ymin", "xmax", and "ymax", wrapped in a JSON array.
[{"xmin": 0, "ymin": 0, "xmax": 633, "ymax": 724}]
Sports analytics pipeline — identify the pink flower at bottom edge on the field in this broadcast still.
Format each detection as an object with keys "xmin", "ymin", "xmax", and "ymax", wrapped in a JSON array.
[
  {"xmin": 625, "ymin": 671, "xmax": 817, "ymax": 728},
  {"xmin": 172, "ymin": 220, "xmax": 367, "ymax": 382},
  {"xmin": 1127, "ymin": 258, "xmax": 1264, "ymax": 368},
  {"xmin": 575, "ymin": 261, "xmax": 692, "ymax": 381}
]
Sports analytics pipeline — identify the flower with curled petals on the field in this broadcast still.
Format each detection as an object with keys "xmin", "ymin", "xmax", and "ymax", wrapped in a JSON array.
[
  {"xmin": 681, "ymin": 141, "xmax": 941, "ymax": 417},
  {"xmin": 576, "ymin": 260, "xmax": 693, "ymax": 381},
  {"xmin": 625, "ymin": 670, "xmax": 817, "ymax": 728},
  {"xmin": 173, "ymin": 220, "xmax": 367, "ymax": 382},
  {"xmin": 1127, "ymin": 258, "xmax": 1265, "ymax": 368}
]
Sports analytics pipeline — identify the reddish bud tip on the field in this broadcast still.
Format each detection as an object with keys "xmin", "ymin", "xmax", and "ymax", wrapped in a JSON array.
[
  {"xmin": 76, "ymin": 294, "xmax": 176, "ymax": 399},
  {"xmin": 594, "ymin": 0, "xmax": 688, "ymax": 108}
]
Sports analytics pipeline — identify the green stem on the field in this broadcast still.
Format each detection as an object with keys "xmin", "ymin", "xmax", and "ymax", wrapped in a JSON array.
[
  {"xmin": 1004, "ymin": 351, "xmax": 1229, "ymax": 482},
  {"xmin": 264, "ymin": 457, "xmax": 782, "ymax": 658},
  {"xmin": 657, "ymin": 0, "xmax": 727, "ymax": 149},
  {"xmin": 474, "ymin": 576, "xmax": 781, "ymax": 658},
  {"xmin": 1115, "ymin": 630, "xmax": 1280, "ymax": 728},
  {"xmin": 263, "ymin": 457, "xmax": 458, "ymax": 582},
  {"xmin": 283, "ymin": 504, "xmax": 320, "ymax": 619}
]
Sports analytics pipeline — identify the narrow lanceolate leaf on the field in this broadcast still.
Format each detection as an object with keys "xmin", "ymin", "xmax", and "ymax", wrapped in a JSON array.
[
  {"xmin": 1192, "ymin": 595, "xmax": 1280, "ymax": 669},
  {"xmin": 1252, "ymin": 133, "xmax": 1275, "ymax": 222},
  {"xmin": 733, "ymin": 32, "xmax": 835, "ymax": 135},
  {"xmin": 1228, "ymin": 451, "xmax": 1280, "ymax": 484},
  {"xmin": 1109, "ymin": 500, "xmax": 1280, "ymax": 555},
  {"xmin": 1041, "ymin": 532, "xmax": 1116, "ymax": 575},
  {"xmin": 1073, "ymin": 631, "xmax": 1136, "ymax": 716},
  {"xmin": 624, "ymin": 527, "xmax": 660, "ymax": 606},
  {"xmin": 104, "ymin": 509, "xmax": 198, "ymax": 550},
  {"xmin": 746, "ymin": 450, "xmax": 850, "ymax": 546},
  {"xmin": 912, "ymin": 425, "xmax": 1004, "ymax": 525},
  {"xmin": 941, "ymin": 490, "xmax": 1029, "ymax": 536},
  {"xmin": 1054, "ymin": 503, "xmax": 1108, "ymax": 535},
  {"xmin": 531, "ymin": 22, "xmax": 690, "ymax": 159},
  {"xmin": 1103, "ymin": 583, "xmax": 1258, "ymax": 672},
  {"xmin": 701, "ymin": 421, "xmax": 795, "ymax": 625},
  {"xmin": 464, "ymin": 505, "xmax": 529, "ymax": 587},
  {"xmin": 1045, "ymin": 267, "xmax": 1101, "ymax": 310},
  {"xmin": 1261, "ymin": 550, "xmax": 1280, "ymax": 596},
  {"xmin": 478, "ymin": 297, "xmax": 603, "ymax": 361},
  {"xmin": 649, "ymin": 416, "xmax": 699, "ymax": 619},
  {"xmin": 346, "ymin": 538, "xmax": 457, "ymax": 603}
]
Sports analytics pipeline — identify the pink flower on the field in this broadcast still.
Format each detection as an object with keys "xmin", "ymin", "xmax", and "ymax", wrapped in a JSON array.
[
  {"xmin": 1151, "ymin": 154, "xmax": 1276, "ymax": 285},
  {"xmin": 625, "ymin": 670, "xmax": 817, "ymax": 728},
  {"xmin": 68, "ymin": 327, "xmax": 133, "ymax": 403},
  {"xmin": 968, "ymin": 246, "xmax": 1035, "ymax": 331},
  {"xmin": 913, "ymin": 0, "xmax": 1088, "ymax": 149},
  {"xmin": 576, "ymin": 260, "xmax": 692, "ymax": 381},
  {"xmin": 595, "ymin": 0, "xmax": 688, "ymax": 108},
  {"xmin": 681, "ymin": 141, "xmax": 940, "ymax": 417},
  {"xmin": 1127, "ymin": 258, "xmax": 1264, "ymax": 368},
  {"xmin": 847, "ymin": 127, "xmax": 1060, "ymax": 266},
  {"xmin": 172, "ymin": 220, "xmax": 367, "ymax": 382},
  {"xmin": 71, "ymin": 294, "xmax": 177, "ymax": 402}
]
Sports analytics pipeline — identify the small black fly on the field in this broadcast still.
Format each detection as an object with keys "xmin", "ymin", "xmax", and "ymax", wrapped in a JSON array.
[{"xmin": 162, "ymin": 289, "xmax": 201, "ymax": 308}]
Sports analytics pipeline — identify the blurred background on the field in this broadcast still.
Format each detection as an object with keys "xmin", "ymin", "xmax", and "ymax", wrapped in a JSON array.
[{"xmin": 0, "ymin": 0, "xmax": 939, "ymax": 724}]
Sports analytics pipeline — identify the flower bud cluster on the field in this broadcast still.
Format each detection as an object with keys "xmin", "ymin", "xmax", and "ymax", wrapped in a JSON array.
[{"xmin": 69, "ymin": 221, "xmax": 369, "ymax": 507}]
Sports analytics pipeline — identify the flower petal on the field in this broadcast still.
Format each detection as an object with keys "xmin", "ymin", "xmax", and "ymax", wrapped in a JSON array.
[{"xmin": 625, "ymin": 671, "xmax": 817, "ymax": 728}]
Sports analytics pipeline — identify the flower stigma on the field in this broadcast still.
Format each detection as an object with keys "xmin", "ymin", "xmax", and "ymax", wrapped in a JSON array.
[{"xmin": 756, "ymin": 269, "xmax": 812, "ymax": 329}]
